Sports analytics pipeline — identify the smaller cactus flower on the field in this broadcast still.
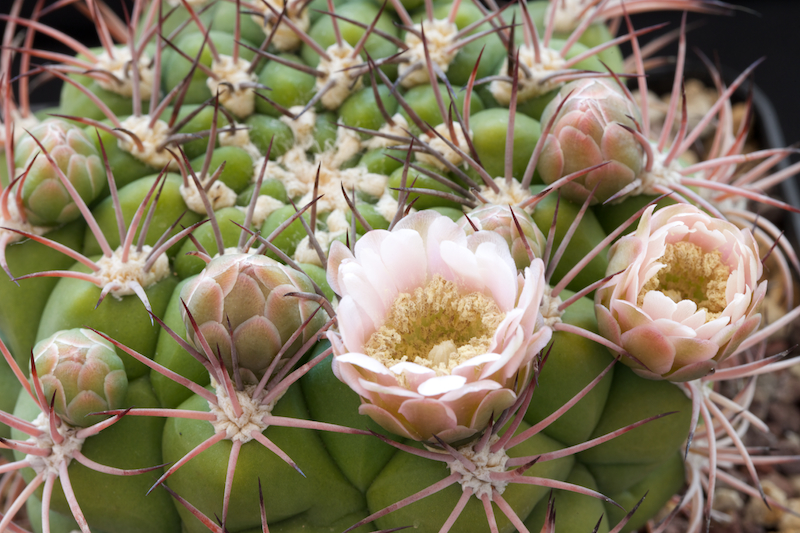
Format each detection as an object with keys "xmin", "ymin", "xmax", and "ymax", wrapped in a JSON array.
[
  {"xmin": 595, "ymin": 204, "xmax": 766, "ymax": 381},
  {"xmin": 33, "ymin": 328, "xmax": 128, "ymax": 428},
  {"xmin": 537, "ymin": 79, "xmax": 644, "ymax": 205},
  {"xmin": 459, "ymin": 204, "xmax": 546, "ymax": 271},
  {"xmin": 327, "ymin": 211, "xmax": 551, "ymax": 443},
  {"xmin": 180, "ymin": 253, "xmax": 329, "ymax": 383},
  {"xmin": 13, "ymin": 119, "xmax": 105, "ymax": 225}
]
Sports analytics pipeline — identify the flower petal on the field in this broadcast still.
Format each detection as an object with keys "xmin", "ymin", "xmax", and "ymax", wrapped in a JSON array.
[
  {"xmin": 417, "ymin": 375, "xmax": 468, "ymax": 397},
  {"xmin": 621, "ymin": 325, "xmax": 676, "ymax": 375}
]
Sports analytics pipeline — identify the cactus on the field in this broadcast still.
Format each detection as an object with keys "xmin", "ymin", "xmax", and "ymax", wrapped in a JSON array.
[
  {"xmin": 32, "ymin": 328, "xmax": 128, "ymax": 428},
  {"xmin": 1, "ymin": 1, "xmax": 799, "ymax": 532}
]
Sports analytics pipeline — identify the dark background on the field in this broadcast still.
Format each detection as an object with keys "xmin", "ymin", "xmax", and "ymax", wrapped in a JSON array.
[{"xmin": 2, "ymin": 0, "xmax": 799, "ymax": 148}]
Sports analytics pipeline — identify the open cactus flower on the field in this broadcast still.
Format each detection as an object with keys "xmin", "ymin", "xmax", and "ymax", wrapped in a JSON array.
[
  {"xmin": 327, "ymin": 210, "xmax": 551, "ymax": 443},
  {"xmin": 595, "ymin": 203, "xmax": 766, "ymax": 381},
  {"xmin": 4, "ymin": 0, "xmax": 800, "ymax": 532}
]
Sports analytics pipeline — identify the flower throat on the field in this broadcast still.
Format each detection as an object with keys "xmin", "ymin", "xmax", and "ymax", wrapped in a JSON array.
[
  {"xmin": 638, "ymin": 241, "xmax": 730, "ymax": 321},
  {"xmin": 364, "ymin": 276, "xmax": 505, "ymax": 377}
]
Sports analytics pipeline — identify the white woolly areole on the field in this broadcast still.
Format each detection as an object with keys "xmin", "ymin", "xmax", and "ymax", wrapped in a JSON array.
[
  {"xmin": 26, "ymin": 412, "xmax": 85, "ymax": 477},
  {"xmin": 216, "ymin": 246, "xmax": 259, "ymax": 258},
  {"xmin": 0, "ymin": 199, "xmax": 50, "ymax": 244},
  {"xmin": 220, "ymin": 124, "xmax": 262, "ymax": 162},
  {"xmin": 282, "ymin": 107, "xmax": 317, "ymax": 150},
  {"xmin": 449, "ymin": 435, "xmax": 510, "ymax": 500},
  {"xmin": 490, "ymin": 46, "xmax": 567, "ymax": 105},
  {"xmin": 180, "ymin": 177, "xmax": 238, "ymax": 214},
  {"xmin": 479, "ymin": 177, "xmax": 533, "ymax": 206},
  {"xmin": 117, "ymin": 116, "xmax": 177, "ymax": 170},
  {"xmin": 306, "ymin": 166, "xmax": 386, "ymax": 213},
  {"xmin": 245, "ymin": 193, "xmax": 286, "ymax": 228},
  {"xmin": 271, "ymin": 125, "xmax": 386, "ymax": 214},
  {"xmin": 546, "ymin": 0, "xmax": 593, "ymax": 34},
  {"xmin": 94, "ymin": 245, "xmax": 170, "ymax": 297},
  {"xmin": 207, "ymin": 56, "xmax": 258, "ymax": 118},
  {"xmin": 417, "ymin": 123, "xmax": 472, "ymax": 170},
  {"xmin": 375, "ymin": 191, "xmax": 411, "ymax": 222},
  {"xmin": 331, "ymin": 126, "xmax": 364, "ymax": 169},
  {"xmin": 325, "ymin": 209, "xmax": 350, "ymax": 234},
  {"xmin": 540, "ymin": 285, "xmax": 564, "ymax": 327},
  {"xmin": 294, "ymin": 232, "xmax": 331, "ymax": 267},
  {"xmin": 399, "ymin": 19, "xmax": 459, "ymax": 88},
  {"xmin": 249, "ymin": 0, "xmax": 310, "ymax": 51},
  {"xmin": 95, "ymin": 48, "xmax": 154, "ymax": 99},
  {"xmin": 317, "ymin": 43, "xmax": 364, "ymax": 110},
  {"xmin": 209, "ymin": 379, "xmax": 277, "ymax": 443},
  {"xmin": 364, "ymin": 113, "xmax": 411, "ymax": 149},
  {"xmin": 292, "ymin": 209, "xmax": 348, "ymax": 266}
]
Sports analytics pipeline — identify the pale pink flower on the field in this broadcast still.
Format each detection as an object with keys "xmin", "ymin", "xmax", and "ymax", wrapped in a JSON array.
[
  {"xmin": 595, "ymin": 204, "xmax": 765, "ymax": 381},
  {"xmin": 327, "ymin": 211, "xmax": 551, "ymax": 443}
]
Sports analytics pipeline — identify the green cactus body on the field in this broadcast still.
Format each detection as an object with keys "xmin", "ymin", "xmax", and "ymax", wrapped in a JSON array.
[
  {"xmin": 36, "ymin": 262, "xmax": 177, "ymax": 378},
  {"xmin": 12, "ymin": 376, "xmax": 182, "ymax": 533},
  {"xmin": 0, "ymin": 220, "xmax": 85, "ymax": 367},
  {"xmin": 0, "ymin": 1, "xmax": 789, "ymax": 532}
]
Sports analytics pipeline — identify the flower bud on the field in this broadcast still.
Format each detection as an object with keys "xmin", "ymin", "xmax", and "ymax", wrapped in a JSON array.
[
  {"xmin": 459, "ymin": 205, "xmax": 546, "ymax": 271},
  {"xmin": 33, "ymin": 328, "xmax": 128, "ymax": 427},
  {"xmin": 538, "ymin": 79, "xmax": 644, "ymax": 205},
  {"xmin": 14, "ymin": 119, "xmax": 106, "ymax": 226},
  {"xmin": 181, "ymin": 253, "xmax": 329, "ymax": 383}
]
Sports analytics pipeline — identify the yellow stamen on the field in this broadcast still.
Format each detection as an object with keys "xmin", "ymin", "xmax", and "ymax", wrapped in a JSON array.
[
  {"xmin": 364, "ymin": 276, "xmax": 505, "ymax": 379},
  {"xmin": 638, "ymin": 241, "xmax": 730, "ymax": 321}
]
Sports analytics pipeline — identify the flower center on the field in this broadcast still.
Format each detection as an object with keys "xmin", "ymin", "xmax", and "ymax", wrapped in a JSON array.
[
  {"xmin": 638, "ymin": 241, "xmax": 730, "ymax": 321},
  {"xmin": 364, "ymin": 275, "xmax": 505, "ymax": 376}
]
